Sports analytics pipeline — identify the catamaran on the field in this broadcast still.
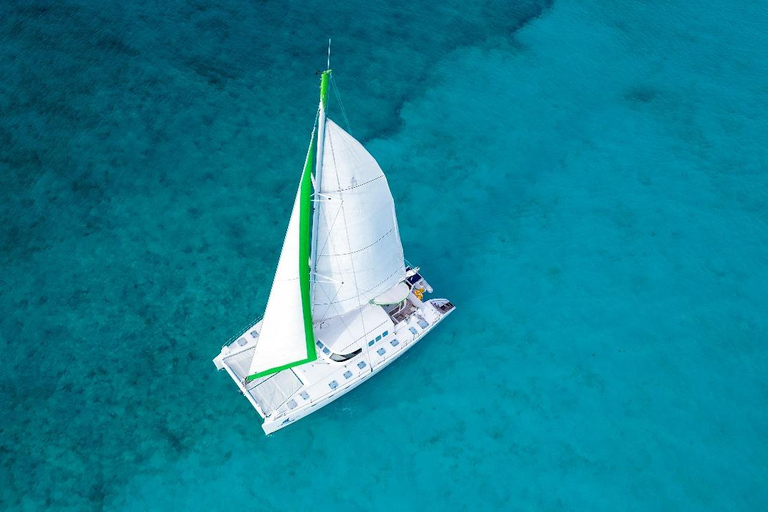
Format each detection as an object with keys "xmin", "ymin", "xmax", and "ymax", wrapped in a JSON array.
[{"xmin": 213, "ymin": 55, "xmax": 454, "ymax": 434}]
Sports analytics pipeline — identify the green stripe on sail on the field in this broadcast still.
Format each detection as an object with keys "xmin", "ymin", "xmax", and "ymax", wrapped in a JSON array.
[
  {"xmin": 245, "ymin": 128, "xmax": 318, "ymax": 383},
  {"xmin": 320, "ymin": 70, "xmax": 331, "ymax": 109},
  {"xmin": 298, "ymin": 128, "xmax": 318, "ymax": 363},
  {"xmin": 245, "ymin": 356, "xmax": 317, "ymax": 382}
]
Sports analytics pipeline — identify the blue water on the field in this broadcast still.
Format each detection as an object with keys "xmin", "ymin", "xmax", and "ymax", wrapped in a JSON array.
[{"xmin": 2, "ymin": 0, "xmax": 767, "ymax": 510}]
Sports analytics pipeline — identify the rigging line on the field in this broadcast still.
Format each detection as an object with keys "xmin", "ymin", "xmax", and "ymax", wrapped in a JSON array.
[
  {"xmin": 314, "ymin": 128, "xmax": 345, "ymax": 323},
  {"xmin": 318, "ymin": 278, "xmax": 345, "ymax": 322},
  {"xmin": 317, "ymin": 287, "xmax": 390, "ymax": 353},
  {"xmin": 314, "ymin": 265, "xmax": 404, "ymax": 305},
  {"xmin": 311, "ymin": 272, "xmax": 343, "ymax": 284},
  {"xmin": 319, "ymin": 228, "xmax": 395, "ymax": 257},
  {"xmin": 331, "ymin": 76, "xmax": 352, "ymax": 134},
  {"xmin": 327, "ymin": 121, "xmax": 372, "ymax": 368},
  {"xmin": 312, "ymin": 254, "xmax": 351, "ymax": 322},
  {"xmin": 311, "ymin": 192, "xmax": 336, "ymax": 201},
  {"xmin": 312, "ymin": 169, "xmax": 347, "ymax": 317},
  {"xmin": 308, "ymin": 105, "xmax": 322, "ymax": 283},
  {"xmin": 315, "ymin": 201, "xmax": 342, "ymax": 264}
]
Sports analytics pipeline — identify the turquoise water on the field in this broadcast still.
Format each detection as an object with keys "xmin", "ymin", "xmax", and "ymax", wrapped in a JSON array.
[{"xmin": 2, "ymin": 0, "xmax": 767, "ymax": 509}]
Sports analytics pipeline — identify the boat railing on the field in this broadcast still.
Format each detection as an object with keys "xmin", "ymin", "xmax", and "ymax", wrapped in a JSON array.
[{"xmin": 223, "ymin": 314, "xmax": 263, "ymax": 347}]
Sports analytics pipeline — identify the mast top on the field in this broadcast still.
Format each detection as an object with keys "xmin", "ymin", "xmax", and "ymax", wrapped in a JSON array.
[{"xmin": 319, "ymin": 39, "xmax": 332, "ymax": 110}]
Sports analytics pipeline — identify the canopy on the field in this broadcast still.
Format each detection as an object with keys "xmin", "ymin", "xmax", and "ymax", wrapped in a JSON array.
[{"xmin": 372, "ymin": 282, "xmax": 410, "ymax": 305}]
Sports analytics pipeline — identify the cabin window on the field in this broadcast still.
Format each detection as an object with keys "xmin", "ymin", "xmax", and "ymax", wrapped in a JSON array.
[
  {"xmin": 343, "ymin": 371, "xmax": 352, "ymax": 379},
  {"xmin": 316, "ymin": 341, "xmax": 324, "ymax": 348},
  {"xmin": 368, "ymin": 340, "xmax": 375, "ymax": 347},
  {"xmin": 323, "ymin": 347, "xmax": 330, "ymax": 355},
  {"xmin": 357, "ymin": 361, "xmax": 367, "ymax": 369},
  {"xmin": 382, "ymin": 330, "xmax": 389, "ymax": 337},
  {"xmin": 329, "ymin": 380, "xmax": 338, "ymax": 390},
  {"xmin": 390, "ymin": 339, "xmax": 400, "ymax": 347},
  {"xmin": 330, "ymin": 348, "xmax": 362, "ymax": 362},
  {"xmin": 377, "ymin": 348, "xmax": 385, "ymax": 356},
  {"xmin": 409, "ymin": 327, "xmax": 418, "ymax": 335},
  {"xmin": 375, "ymin": 335, "xmax": 382, "ymax": 342}
]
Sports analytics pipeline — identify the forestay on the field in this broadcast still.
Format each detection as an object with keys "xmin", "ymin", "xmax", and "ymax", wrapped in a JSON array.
[{"xmin": 312, "ymin": 119, "xmax": 406, "ymax": 321}]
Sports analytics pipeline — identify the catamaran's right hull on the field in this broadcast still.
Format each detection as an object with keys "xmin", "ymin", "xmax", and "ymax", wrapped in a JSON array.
[{"xmin": 263, "ymin": 298, "xmax": 453, "ymax": 434}]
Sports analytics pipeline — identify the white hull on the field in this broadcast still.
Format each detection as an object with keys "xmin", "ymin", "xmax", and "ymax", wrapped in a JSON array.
[
  {"xmin": 214, "ymin": 276, "xmax": 454, "ymax": 434},
  {"xmin": 212, "ymin": 67, "xmax": 454, "ymax": 435}
]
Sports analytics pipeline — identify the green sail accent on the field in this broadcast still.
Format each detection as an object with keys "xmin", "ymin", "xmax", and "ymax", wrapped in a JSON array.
[
  {"xmin": 320, "ymin": 70, "xmax": 331, "ymax": 109},
  {"xmin": 297, "ymin": 128, "xmax": 318, "ymax": 363},
  {"xmin": 245, "ymin": 128, "xmax": 318, "ymax": 382}
]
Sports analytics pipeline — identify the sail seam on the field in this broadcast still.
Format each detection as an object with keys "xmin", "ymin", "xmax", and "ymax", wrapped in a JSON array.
[
  {"xmin": 313, "ymin": 265, "xmax": 405, "ymax": 306},
  {"xmin": 318, "ymin": 228, "xmax": 395, "ymax": 257},
  {"xmin": 324, "ymin": 174, "xmax": 384, "ymax": 193}
]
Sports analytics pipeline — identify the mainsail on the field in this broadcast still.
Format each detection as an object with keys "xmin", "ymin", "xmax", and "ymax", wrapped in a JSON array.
[
  {"xmin": 311, "ymin": 119, "xmax": 406, "ymax": 321},
  {"xmin": 247, "ymin": 130, "xmax": 317, "ymax": 379}
]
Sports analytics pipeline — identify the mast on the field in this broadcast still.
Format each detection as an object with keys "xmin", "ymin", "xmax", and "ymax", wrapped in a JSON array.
[{"xmin": 310, "ymin": 44, "xmax": 332, "ymax": 305}]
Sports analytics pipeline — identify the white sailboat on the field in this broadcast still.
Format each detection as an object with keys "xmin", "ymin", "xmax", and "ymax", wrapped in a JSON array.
[{"xmin": 213, "ymin": 55, "xmax": 454, "ymax": 434}]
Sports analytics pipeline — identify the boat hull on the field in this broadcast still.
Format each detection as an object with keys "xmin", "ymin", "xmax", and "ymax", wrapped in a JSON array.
[
  {"xmin": 264, "ymin": 299, "xmax": 453, "ymax": 434},
  {"xmin": 214, "ymin": 295, "xmax": 454, "ymax": 434}
]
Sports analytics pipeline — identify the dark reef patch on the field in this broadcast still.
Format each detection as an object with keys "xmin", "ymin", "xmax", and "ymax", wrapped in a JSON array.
[{"xmin": 625, "ymin": 85, "xmax": 660, "ymax": 104}]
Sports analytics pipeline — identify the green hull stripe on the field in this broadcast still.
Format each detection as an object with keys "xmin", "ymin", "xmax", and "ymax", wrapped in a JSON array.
[{"xmin": 245, "ymin": 128, "xmax": 318, "ymax": 383}]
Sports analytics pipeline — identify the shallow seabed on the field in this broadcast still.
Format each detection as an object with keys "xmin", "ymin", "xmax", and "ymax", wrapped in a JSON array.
[{"xmin": 1, "ymin": 0, "xmax": 767, "ymax": 510}]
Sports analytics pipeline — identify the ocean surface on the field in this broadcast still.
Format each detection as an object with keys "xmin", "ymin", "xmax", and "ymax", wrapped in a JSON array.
[{"xmin": 2, "ymin": 0, "xmax": 767, "ymax": 510}]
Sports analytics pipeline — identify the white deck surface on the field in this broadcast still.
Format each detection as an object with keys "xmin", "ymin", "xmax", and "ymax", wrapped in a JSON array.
[{"xmin": 214, "ymin": 279, "xmax": 453, "ymax": 434}]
